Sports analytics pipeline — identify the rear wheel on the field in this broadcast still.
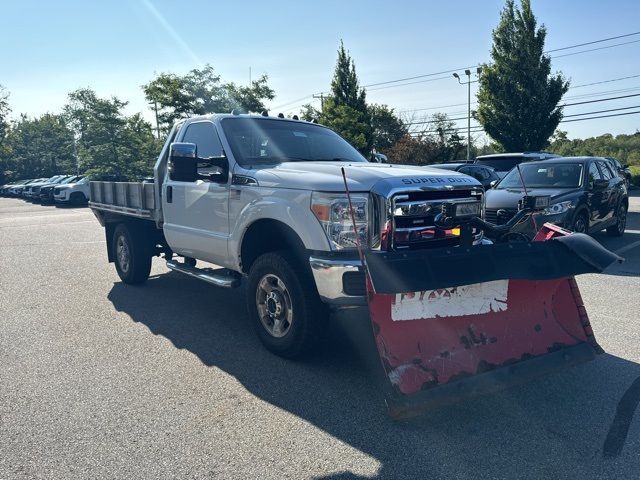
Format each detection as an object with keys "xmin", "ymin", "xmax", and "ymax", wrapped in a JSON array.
[
  {"xmin": 571, "ymin": 210, "xmax": 589, "ymax": 234},
  {"xmin": 607, "ymin": 202, "xmax": 627, "ymax": 237},
  {"xmin": 246, "ymin": 251, "xmax": 327, "ymax": 358},
  {"xmin": 113, "ymin": 223, "xmax": 152, "ymax": 284}
]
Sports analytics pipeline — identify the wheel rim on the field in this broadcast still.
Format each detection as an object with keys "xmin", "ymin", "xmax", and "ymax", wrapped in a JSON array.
[
  {"xmin": 256, "ymin": 274, "xmax": 293, "ymax": 338},
  {"xmin": 573, "ymin": 214, "xmax": 587, "ymax": 233},
  {"xmin": 116, "ymin": 235, "xmax": 130, "ymax": 273},
  {"xmin": 617, "ymin": 204, "xmax": 627, "ymax": 233}
]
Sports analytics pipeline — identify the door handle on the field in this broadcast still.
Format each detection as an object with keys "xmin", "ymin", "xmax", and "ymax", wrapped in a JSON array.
[{"xmin": 166, "ymin": 185, "xmax": 173, "ymax": 203}]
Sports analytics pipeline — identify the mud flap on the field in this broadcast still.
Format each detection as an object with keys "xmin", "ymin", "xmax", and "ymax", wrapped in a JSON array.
[{"xmin": 364, "ymin": 229, "xmax": 621, "ymax": 419}]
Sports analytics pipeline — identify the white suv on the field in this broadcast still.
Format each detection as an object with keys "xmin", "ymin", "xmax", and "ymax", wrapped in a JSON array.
[{"xmin": 53, "ymin": 177, "xmax": 89, "ymax": 205}]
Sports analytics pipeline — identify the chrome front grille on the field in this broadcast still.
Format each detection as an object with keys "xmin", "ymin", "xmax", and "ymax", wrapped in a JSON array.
[{"xmin": 390, "ymin": 189, "xmax": 482, "ymax": 250}]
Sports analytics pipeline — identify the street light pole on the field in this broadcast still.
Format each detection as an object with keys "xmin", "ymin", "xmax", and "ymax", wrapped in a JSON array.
[{"xmin": 453, "ymin": 67, "xmax": 482, "ymax": 161}]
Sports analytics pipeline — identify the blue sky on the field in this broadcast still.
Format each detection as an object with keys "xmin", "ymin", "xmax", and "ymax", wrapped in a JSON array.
[{"xmin": 1, "ymin": 0, "xmax": 639, "ymax": 142}]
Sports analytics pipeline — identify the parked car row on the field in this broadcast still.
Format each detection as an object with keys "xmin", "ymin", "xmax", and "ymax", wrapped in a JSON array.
[{"xmin": 0, "ymin": 174, "xmax": 90, "ymax": 205}]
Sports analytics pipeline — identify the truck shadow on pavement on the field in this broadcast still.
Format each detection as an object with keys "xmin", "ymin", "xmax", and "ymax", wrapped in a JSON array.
[{"xmin": 108, "ymin": 273, "xmax": 640, "ymax": 479}]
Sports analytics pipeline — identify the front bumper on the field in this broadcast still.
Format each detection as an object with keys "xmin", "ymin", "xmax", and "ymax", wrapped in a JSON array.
[
  {"xmin": 54, "ymin": 192, "xmax": 70, "ymax": 203},
  {"xmin": 309, "ymin": 256, "xmax": 366, "ymax": 306}
]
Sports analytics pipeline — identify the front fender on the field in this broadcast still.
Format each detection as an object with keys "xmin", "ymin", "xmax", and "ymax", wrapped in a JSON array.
[{"xmin": 228, "ymin": 187, "xmax": 331, "ymax": 270}]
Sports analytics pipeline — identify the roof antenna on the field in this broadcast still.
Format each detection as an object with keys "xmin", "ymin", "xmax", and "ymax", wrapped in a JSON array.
[{"xmin": 340, "ymin": 167, "xmax": 373, "ymax": 292}]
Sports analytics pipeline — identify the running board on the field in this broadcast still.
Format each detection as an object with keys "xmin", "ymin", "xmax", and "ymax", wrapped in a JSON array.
[{"xmin": 166, "ymin": 260, "xmax": 241, "ymax": 288}]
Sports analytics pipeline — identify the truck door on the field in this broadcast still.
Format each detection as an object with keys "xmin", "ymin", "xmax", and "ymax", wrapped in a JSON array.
[{"xmin": 162, "ymin": 121, "xmax": 230, "ymax": 265}]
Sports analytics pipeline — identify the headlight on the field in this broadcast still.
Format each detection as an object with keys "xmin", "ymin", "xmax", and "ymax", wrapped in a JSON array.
[
  {"xmin": 311, "ymin": 192, "xmax": 369, "ymax": 250},
  {"xmin": 542, "ymin": 200, "xmax": 573, "ymax": 215}
]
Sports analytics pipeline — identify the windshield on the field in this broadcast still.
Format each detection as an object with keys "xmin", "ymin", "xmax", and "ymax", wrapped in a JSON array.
[
  {"xmin": 220, "ymin": 118, "xmax": 367, "ymax": 166},
  {"xmin": 475, "ymin": 156, "xmax": 524, "ymax": 172},
  {"xmin": 497, "ymin": 163, "xmax": 583, "ymax": 189},
  {"xmin": 60, "ymin": 176, "xmax": 80, "ymax": 184}
]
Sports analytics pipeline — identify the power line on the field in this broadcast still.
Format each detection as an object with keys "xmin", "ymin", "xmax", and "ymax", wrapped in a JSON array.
[
  {"xmin": 400, "ymin": 84, "xmax": 640, "ymax": 115},
  {"xmin": 571, "ymin": 74, "xmax": 640, "ymax": 89},
  {"xmin": 409, "ymin": 92, "xmax": 640, "ymax": 126},
  {"xmin": 564, "ymin": 105, "xmax": 640, "ymax": 117},
  {"xmin": 551, "ymin": 39, "xmax": 640, "ymax": 59},
  {"xmin": 545, "ymin": 31, "xmax": 640, "ymax": 52},
  {"xmin": 408, "ymin": 105, "xmax": 640, "ymax": 134},
  {"xmin": 563, "ymin": 92, "xmax": 640, "ymax": 107},
  {"xmin": 561, "ymin": 109, "xmax": 640, "ymax": 123},
  {"xmin": 271, "ymin": 31, "xmax": 640, "ymax": 113}
]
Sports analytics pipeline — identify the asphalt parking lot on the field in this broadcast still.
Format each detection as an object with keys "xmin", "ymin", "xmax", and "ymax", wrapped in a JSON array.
[{"xmin": 1, "ymin": 195, "xmax": 640, "ymax": 479}]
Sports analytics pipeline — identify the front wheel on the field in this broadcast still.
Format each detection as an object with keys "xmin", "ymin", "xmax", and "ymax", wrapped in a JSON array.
[
  {"xmin": 112, "ymin": 223, "xmax": 152, "ymax": 284},
  {"xmin": 571, "ymin": 210, "xmax": 589, "ymax": 234},
  {"xmin": 246, "ymin": 251, "xmax": 327, "ymax": 358},
  {"xmin": 607, "ymin": 202, "xmax": 627, "ymax": 237}
]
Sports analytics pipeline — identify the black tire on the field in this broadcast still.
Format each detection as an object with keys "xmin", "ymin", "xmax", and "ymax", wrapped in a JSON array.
[
  {"xmin": 70, "ymin": 192, "xmax": 86, "ymax": 206},
  {"xmin": 246, "ymin": 250, "xmax": 328, "ymax": 358},
  {"xmin": 112, "ymin": 223, "xmax": 152, "ymax": 284},
  {"xmin": 607, "ymin": 202, "xmax": 627, "ymax": 237},
  {"xmin": 571, "ymin": 210, "xmax": 589, "ymax": 234}
]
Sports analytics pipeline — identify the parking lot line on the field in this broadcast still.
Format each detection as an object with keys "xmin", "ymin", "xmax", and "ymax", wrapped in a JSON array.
[{"xmin": 616, "ymin": 239, "xmax": 640, "ymax": 255}]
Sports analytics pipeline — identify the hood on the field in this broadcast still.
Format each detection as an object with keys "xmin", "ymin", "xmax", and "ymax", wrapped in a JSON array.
[
  {"xmin": 485, "ymin": 187, "xmax": 582, "ymax": 209},
  {"xmin": 245, "ymin": 162, "xmax": 481, "ymax": 192}
]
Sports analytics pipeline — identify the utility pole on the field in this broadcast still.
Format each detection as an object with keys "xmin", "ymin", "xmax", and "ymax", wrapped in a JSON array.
[
  {"xmin": 312, "ymin": 93, "xmax": 325, "ymax": 112},
  {"xmin": 452, "ymin": 67, "xmax": 482, "ymax": 161},
  {"xmin": 151, "ymin": 100, "xmax": 160, "ymax": 139},
  {"xmin": 249, "ymin": 66, "xmax": 252, "ymax": 85}
]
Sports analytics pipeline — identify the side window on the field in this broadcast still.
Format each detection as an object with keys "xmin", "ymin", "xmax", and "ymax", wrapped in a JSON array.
[
  {"xmin": 597, "ymin": 161, "xmax": 614, "ymax": 180},
  {"xmin": 587, "ymin": 162, "xmax": 602, "ymax": 187},
  {"xmin": 182, "ymin": 122, "xmax": 224, "ymax": 176},
  {"xmin": 479, "ymin": 168, "xmax": 492, "ymax": 180},
  {"xmin": 465, "ymin": 166, "xmax": 485, "ymax": 181}
]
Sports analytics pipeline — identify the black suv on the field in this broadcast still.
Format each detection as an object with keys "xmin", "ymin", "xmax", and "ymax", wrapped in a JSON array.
[
  {"xmin": 484, "ymin": 157, "xmax": 628, "ymax": 237},
  {"xmin": 428, "ymin": 162, "xmax": 500, "ymax": 190}
]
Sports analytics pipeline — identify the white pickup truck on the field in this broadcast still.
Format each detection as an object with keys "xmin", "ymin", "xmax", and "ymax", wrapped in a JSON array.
[{"xmin": 89, "ymin": 113, "xmax": 483, "ymax": 357}]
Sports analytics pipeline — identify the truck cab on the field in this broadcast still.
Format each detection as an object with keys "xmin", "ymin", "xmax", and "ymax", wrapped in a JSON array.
[{"xmin": 90, "ymin": 114, "xmax": 484, "ymax": 357}]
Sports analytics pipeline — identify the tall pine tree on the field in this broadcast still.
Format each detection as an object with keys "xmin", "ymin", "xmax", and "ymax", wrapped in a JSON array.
[
  {"xmin": 320, "ymin": 41, "xmax": 372, "ymax": 155},
  {"xmin": 476, "ymin": 0, "xmax": 569, "ymax": 151}
]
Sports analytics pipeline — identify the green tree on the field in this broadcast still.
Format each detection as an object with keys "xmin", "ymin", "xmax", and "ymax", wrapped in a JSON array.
[
  {"xmin": 320, "ymin": 41, "xmax": 372, "ymax": 155},
  {"xmin": 0, "ymin": 85, "xmax": 10, "ymax": 150},
  {"xmin": 548, "ymin": 130, "xmax": 640, "ymax": 166},
  {"xmin": 0, "ymin": 85, "xmax": 12, "ymax": 182},
  {"xmin": 143, "ymin": 64, "xmax": 275, "ymax": 133},
  {"xmin": 64, "ymin": 88, "xmax": 160, "ymax": 180},
  {"xmin": 430, "ymin": 113, "xmax": 466, "ymax": 161},
  {"xmin": 369, "ymin": 104, "xmax": 407, "ymax": 153},
  {"xmin": 476, "ymin": 0, "xmax": 569, "ymax": 151},
  {"xmin": 4, "ymin": 113, "xmax": 75, "ymax": 179}
]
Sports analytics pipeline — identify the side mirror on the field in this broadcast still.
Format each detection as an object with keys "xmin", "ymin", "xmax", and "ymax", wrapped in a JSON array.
[
  {"xmin": 371, "ymin": 153, "xmax": 388, "ymax": 163},
  {"xmin": 169, "ymin": 142, "xmax": 198, "ymax": 182},
  {"xmin": 489, "ymin": 180, "xmax": 498, "ymax": 189},
  {"xmin": 621, "ymin": 164, "xmax": 629, "ymax": 169},
  {"xmin": 592, "ymin": 179, "xmax": 609, "ymax": 191},
  {"xmin": 169, "ymin": 142, "xmax": 229, "ymax": 183}
]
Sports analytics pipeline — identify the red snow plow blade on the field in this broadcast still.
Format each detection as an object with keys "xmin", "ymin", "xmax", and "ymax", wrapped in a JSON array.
[{"xmin": 363, "ymin": 224, "xmax": 621, "ymax": 419}]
